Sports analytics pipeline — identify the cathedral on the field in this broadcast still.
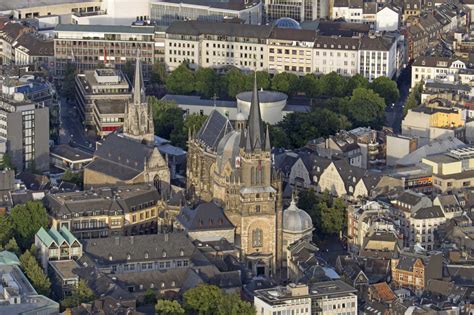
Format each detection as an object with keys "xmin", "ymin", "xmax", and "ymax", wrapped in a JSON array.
[
  {"xmin": 83, "ymin": 57, "xmax": 170, "ymax": 195},
  {"xmin": 187, "ymin": 73, "xmax": 284, "ymax": 277}
]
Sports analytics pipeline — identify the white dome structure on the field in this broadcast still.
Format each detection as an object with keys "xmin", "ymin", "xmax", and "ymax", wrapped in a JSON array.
[
  {"xmin": 282, "ymin": 196, "xmax": 314, "ymax": 253},
  {"xmin": 236, "ymin": 90, "xmax": 287, "ymax": 124}
]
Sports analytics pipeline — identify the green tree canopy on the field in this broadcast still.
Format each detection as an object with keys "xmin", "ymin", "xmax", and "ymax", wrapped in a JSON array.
[
  {"xmin": 4, "ymin": 238, "xmax": 20, "ymax": 256},
  {"xmin": 150, "ymin": 98, "xmax": 186, "ymax": 147},
  {"xmin": 271, "ymin": 72, "xmax": 299, "ymax": 96},
  {"xmin": 155, "ymin": 299, "xmax": 185, "ymax": 315},
  {"xmin": 184, "ymin": 284, "xmax": 222, "ymax": 314},
  {"xmin": 216, "ymin": 293, "xmax": 255, "ymax": 315},
  {"xmin": 150, "ymin": 62, "xmax": 167, "ymax": 85},
  {"xmin": 370, "ymin": 76, "xmax": 400, "ymax": 106},
  {"xmin": 0, "ymin": 214, "xmax": 13, "ymax": 247},
  {"xmin": 345, "ymin": 74, "xmax": 369, "ymax": 95},
  {"xmin": 268, "ymin": 125, "xmax": 290, "ymax": 149},
  {"xmin": 62, "ymin": 170, "xmax": 83, "ymax": 186},
  {"xmin": 60, "ymin": 279, "xmax": 94, "ymax": 308},
  {"xmin": 143, "ymin": 288, "xmax": 157, "ymax": 305},
  {"xmin": 299, "ymin": 74, "xmax": 321, "ymax": 98},
  {"xmin": 184, "ymin": 113, "xmax": 208, "ymax": 136},
  {"xmin": 10, "ymin": 201, "xmax": 49, "ymax": 250},
  {"xmin": 194, "ymin": 68, "xmax": 219, "ymax": 98},
  {"xmin": 166, "ymin": 63, "xmax": 195, "ymax": 94},
  {"xmin": 20, "ymin": 248, "xmax": 51, "ymax": 296},
  {"xmin": 404, "ymin": 83, "xmax": 423, "ymax": 116},
  {"xmin": 347, "ymin": 88, "xmax": 386, "ymax": 128},
  {"xmin": 1, "ymin": 154, "xmax": 15, "ymax": 171},
  {"xmin": 320, "ymin": 72, "xmax": 347, "ymax": 97},
  {"xmin": 224, "ymin": 68, "xmax": 248, "ymax": 98}
]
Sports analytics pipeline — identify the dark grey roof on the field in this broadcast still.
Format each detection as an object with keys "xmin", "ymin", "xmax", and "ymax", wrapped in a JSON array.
[
  {"xmin": 13, "ymin": 33, "xmax": 53, "ymax": 56},
  {"xmin": 314, "ymin": 36, "xmax": 360, "ymax": 50},
  {"xmin": 0, "ymin": 170, "xmax": 15, "ymax": 191},
  {"xmin": 360, "ymin": 35, "xmax": 395, "ymax": 51},
  {"xmin": 313, "ymin": 21, "xmax": 370, "ymax": 37},
  {"xmin": 177, "ymin": 202, "xmax": 234, "ymax": 231},
  {"xmin": 50, "ymin": 144, "xmax": 93, "ymax": 162},
  {"xmin": 166, "ymin": 20, "xmax": 273, "ymax": 38},
  {"xmin": 196, "ymin": 110, "xmax": 233, "ymax": 151},
  {"xmin": 87, "ymin": 133, "xmax": 157, "ymax": 180},
  {"xmin": 412, "ymin": 206, "xmax": 445, "ymax": 219},
  {"xmin": 395, "ymin": 191, "xmax": 424, "ymax": 206},
  {"xmin": 55, "ymin": 24, "xmax": 155, "ymax": 34},
  {"xmin": 83, "ymin": 233, "xmax": 197, "ymax": 266},
  {"xmin": 309, "ymin": 280, "xmax": 357, "ymax": 297},
  {"xmin": 412, "ymin": 56, "xmax": 458, "ymax": 67},
  {"xmin": 45, "ymin": 184, "xmax": 160, "ymax": 218},
  {"xmin": 94, "ymin": 99, "xmax": 127, "ymax": 115}
]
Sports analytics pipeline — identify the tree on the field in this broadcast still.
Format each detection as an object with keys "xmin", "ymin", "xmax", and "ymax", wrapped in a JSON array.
[
  {"xmin": 271, "ymin": 72, "xmax": 299, "ymax": 96},
  {"xmin": 370, "ymin": 76, "xmax": 400, "ymax": 106},
  {"xmin": 10, "ymin": 201, "xmax": 49, "ymax": 250},
  {"xmin": 20, "ymin": 249, "xmax": 51, "ymax": 296},
  {"xmin": 345, "ymin": 74, "xmax": 369, "ymax": 95},
  {"xmin": 1, "ymin": 153, "xmax": 15, "ymax": 170},
  {"xmin": 184, "ymin": 114, "xmax": 207, "ymax": 136},
  {"xmin": 62, "ymin": 170, "xmax": 83, "ymax": 186},
  {"xmin": 60, "ymin": 280, "xmax": 94, "ymax": 308},
  {"xmin": 224, "ymin": 68, "xmax": 248, "ymax": 98},
  {"xmin": 0, "ymin": 214, "xmax": 12, "ymax": 247},
  {"xmin": 149, "ymin": 98, "xmax": 186, "ymax": 147},
  {"xmin": 268, "ymin": 125, "xmax": 290, "ymax": 149},
  {"xmin": 216, "ymin": 293, "xmax": 255, "ymax": 315},
  {"xmin": 155, "ymin": 299, "xmax": 185, "ymax": 315},
  {"xmin": 144, "ymin": 288, "xmax": 157, "ymax": 305},
  {"xmin": 404, "ymin": 83, "xmax": 423, "ymax": 116},
  {"xmin": 256, "ymin": 71, "xmax": 271, "ymax": 90},
  {"xmin": 347, "ymin": 88, "xmax": 386, "ymax": 128},
  {"xmin": 194, "ymin": 68, "xmax": 219, "ymax": 98},
  {"xmin": 183, "ymin": 284, "xmax": 223, "ymax": 314},
  {"xmin": 62, "ymin": 62, "xmax": 77, "ymax": 100},
  {"xmin": 166, "ymin": 63, "xmax": 195, "ymax": 94},
  {"xmin": 320, "ymin": 72, "xmax": 347, "ymax": 97},
  {"xmin": 299, "ymin": 74, "xmax": 320, "ymax": 98},
  {"xmin": 4, "ymin": 238, "xmax": 20, "ymax": 256},
  {"xmin": 150, "ymin": 62, "xmax": 167, "ymax": 85}
]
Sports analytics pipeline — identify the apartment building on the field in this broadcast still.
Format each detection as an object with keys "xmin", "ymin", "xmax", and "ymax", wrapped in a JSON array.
[
  {"xmin": 422, "ymin": 147, "xmax": 474, "ymax": 193},
  {"xmin": 410, "ymin": 206, "xmax": 446, "ymax": 250},
  {"xmin": 54, "ymin": 24, "xmax": 155, "ymax": 77},
  {"xmin": 254, "ymin": 284, "xmax": 311, "ymax": 315},
  {"xmin": 0, "ymin": 21, "xmax": 32, "ymax": 65},
  {"xmin": 165, "ymin": 20, "xmax": 399, "ymax": 80},
  {"xmin": 75, "ymin": 68, "xmax": 131, "ymax": 130},
  {"xmin": 411, "ymin": 56, "xmax": 468, "ymax": 88},
  {"xmin": 44, "ymin": 184, "xmax": 165, "ymax": 239},
  {"xmin": 150, "ymin": 0, "xmax": 263, "ymax": 26}
]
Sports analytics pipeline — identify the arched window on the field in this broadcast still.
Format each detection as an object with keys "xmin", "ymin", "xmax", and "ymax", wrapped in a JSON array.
[
  {"xmin": 127, "ymin": 253, "xmax": 131, "ymax": 260},
  {"xmin": 162, "ymin": 250, "xmax": 167, "ymax": 258},
  {"xmin": 252, "ymin": 229, "xmax": 263, "ymax": 247},
  {"xmin": 180, "ymin": 249, "xmax": 184, "ymax": 257},
  {"xmin": 144, "ymin": 252, "xmax": 149, "ymax": 259},
  {"xmin": 109, "ymin": 255, "xmax": 113, "ymax": 261}
]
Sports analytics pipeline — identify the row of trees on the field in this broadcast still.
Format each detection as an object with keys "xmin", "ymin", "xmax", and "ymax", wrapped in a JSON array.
[
  {"xmin": 298, "ymin": 190, "xmax": 346, "ymax": 238},
  {"xmin": 155, "ymin": 284, "xmax": 255, "ymax": 315},
  {"xmin": 165, "ymin": 63, "xmax": 400, "ymax": 106},
  {"xmin": 19, "ymin": 246, "xmax": 51, "ymax": 296}
]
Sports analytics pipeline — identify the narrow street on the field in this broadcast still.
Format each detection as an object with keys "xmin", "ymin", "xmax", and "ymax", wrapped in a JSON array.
[
  {"xmin": 59, "ymin": 97, "xmax": 95, "ymax": 152},
  {"xmin": 385, "ymin": 65, "xmax": 411, "ymax": 133}
]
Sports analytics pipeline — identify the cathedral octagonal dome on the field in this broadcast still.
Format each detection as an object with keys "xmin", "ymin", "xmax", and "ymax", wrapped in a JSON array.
[
  {"xmin": 216, "ymin": 130, "xmax": 241, "ymax": 172},
  {"xmin": 283, "ymin": 198, "xmax": 313, "ymax": 234}
]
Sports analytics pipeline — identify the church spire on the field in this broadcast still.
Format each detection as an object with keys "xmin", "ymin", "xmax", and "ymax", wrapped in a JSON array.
[
  {"xmin": 133, "ymin": 51, "xmax": 145, "ymax": 105},
  {"xmin": 247, "ymin": 71, "xmax": 264, "ymax": 151},
  {"xmin": 264, "ymin": 124, "xmax": 271, "ymax": 151}
]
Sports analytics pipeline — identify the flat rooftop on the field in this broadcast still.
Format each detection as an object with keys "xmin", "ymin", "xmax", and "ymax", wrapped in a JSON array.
[
  {"xmin": 49, "ymin": 260, "xmax": 80, "ymax": 280},
  {"xmin": 309, "ymin": 280, "xmax": 357, "ymax": 298},
  {"xmin": 424, "ymin": 154, "xmax": 459, "ymax": 164},
  {"xmin": 50, "ymin": 144, "xmax": 93, "ymax": 161},
  {"xmin": 151, "ymin": 0, "xmax": 261, "ymax": 11},
  {"xmin": 94, "ymin": 99, "xmax": 128, "ymax": 115},
  {"xmin": 55, "ymin": 23, "xmax": 155, "ymax": 34},
  {"xmin": 0, "ymin": 0, "xmax": 96, "ymax": 11}
]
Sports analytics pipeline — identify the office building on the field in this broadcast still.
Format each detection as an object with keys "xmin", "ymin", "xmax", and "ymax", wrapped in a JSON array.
[
  {"xmin": 0, "ymin": 82, "xmax": 49, "ymax": 172},
  {"xmin": 309, "ymin": 280, "xmax": 358, "ymax": 315},
  {"xmin": 254, "ymin": 284, "xmax": 311, "ymax": 315},
  {"xmin": 54, "ymin": 24, "xmax": 155, "ymax": 77},
  {"xmin": 75, "ymin": 68, "xmax": 131, "ymax": 129},
  {"xmin": 150, "ymin": 0, "xmax": 262, "ymax": 26},
  {"xmin": 265, "ymin": 0, "xmax": 329, "ymax": 22}
]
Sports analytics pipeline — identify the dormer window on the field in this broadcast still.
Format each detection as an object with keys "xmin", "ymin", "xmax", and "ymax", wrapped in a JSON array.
[
  {"xmin": 162, "ymin": 250, "xmax": 167, "ymax": 258},
  {"xmin": 161, "ymin": 282, "xmax": 165, "ymax": 288},
  {"xmin": 145, "ymin": 252, "xmax": 149, "ymax": 259},
  {"xmin": 109, "ymin": 255, "xmax": 113, "ymax": 261},
  {"xmin": 171, "ymin": 281, "xmax": 176, "ymax": 287},
  {"xmin": 127, "ymin": 253, "xmax": 131, "ymax": 260},
  {"xmin": 180, "ymin": 249, "xmax": 184, "ymax": 257}
]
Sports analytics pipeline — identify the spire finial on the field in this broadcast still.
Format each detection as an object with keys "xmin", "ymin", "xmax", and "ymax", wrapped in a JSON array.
[{"xmin": 133, "ymin": 50, "xmax": 144, "ymax": 105}]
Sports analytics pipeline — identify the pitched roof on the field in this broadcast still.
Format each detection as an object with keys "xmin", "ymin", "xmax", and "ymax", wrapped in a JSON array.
[
  {"xmin": 177, "ymin": 202, "xmax": 234, "ymax": 231},
  {"xmin": 166, "ymin": 20, "xmax": 273, "ymax": 38},
  {"xmin": 412, "ymin": 206, "xmax": 445, "ymax": 219},
  {"xmin": 196, "ymin": 110, "xmax": 233, "ymax": 151},
  {"xmin": 36, "ymin": 227, "xmax": 56, "ymax": 247},
  {"xmin": 371, "ymin": 282, "xmax": 397, "ymax": 302},
  {"xmin": 13, "ymin": 33, "xmax": 54, "ymax": 56},
  {"xmin": 0, "ymin": 251, "xmax": 20, "ymax": 266}
]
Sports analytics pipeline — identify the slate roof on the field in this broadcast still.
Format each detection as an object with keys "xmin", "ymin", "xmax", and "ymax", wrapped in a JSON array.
[
  {"xmin": 13, "ymin": 33, "xmax": 54, "ymax": 56},
  {"xmin": 177, "ymin": 201, "xmax": 234, "ymax": 231},
  {"xmin": 166, "ymin": 20, "xmax": 273, "ymax": 38},
  {"xmin": 395, "ymin": 191, "xmax": 425, "ymax": 206},
  {"xmin": 360, "ymin": 35, "xmax": 395, "ymax": 51},
  {"xmin": 82, "ymin": 233, "xmax": 197, "ymax": 266},
  {"xmin": 412, "ymin": 56, "xmax": 459, "ymax": 67},
  {"xmin": 45, "ymin": 184, "xmax": 160, "ymax": 218},
  {"xmin": 412, "ymin": 206, "xmax": 445, "ymax": 220},
  {"xmin": 196, "ymin": 110, "xmax": 233, "ymax": 151}
]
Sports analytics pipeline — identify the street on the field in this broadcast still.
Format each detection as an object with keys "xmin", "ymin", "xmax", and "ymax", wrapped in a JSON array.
[
  {"xmin": 59, "ymin": 97, "xmax": 95, "ymax": 152},
  {"xmin": 385, "ymin": 65, "xmax": 411, "ymax": 133}
]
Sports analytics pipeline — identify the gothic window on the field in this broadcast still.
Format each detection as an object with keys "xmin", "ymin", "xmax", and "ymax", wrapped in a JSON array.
[
  {"xmin": 252, "ymin": 229, "xmax": 263, "ymax": 247},
  {"xmin": 256, "ymin": 205, "xmax": 261, "ymax": 213}
]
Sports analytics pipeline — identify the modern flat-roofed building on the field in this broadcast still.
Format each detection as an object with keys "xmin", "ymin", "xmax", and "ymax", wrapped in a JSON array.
[
  {"xmin": 254, "ymin": 283, "xmax": 311, "ymax": 315},
  {"xmin": 150, "ymin": 0, "xmax": 263, "ymax": 26},
  {"xmin": 50, "ymin": 144, "xmax": 93, "ymax": 171},
  {"xmin": 309, "ymin": 280, "xmax": 358, "ymax": 315},
  {"xmin": 75, "ymin": 68, "xmax": 131, "ymax": 127},
  {"xmin": 54, "ymin": 24, "xmax": 155, "ymax": 77}
]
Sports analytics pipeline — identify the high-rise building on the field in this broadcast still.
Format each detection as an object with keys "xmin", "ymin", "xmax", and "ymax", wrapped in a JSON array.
[{"xmin": 0, "ymin": 78, "xmax": 49, "ymax": 172}]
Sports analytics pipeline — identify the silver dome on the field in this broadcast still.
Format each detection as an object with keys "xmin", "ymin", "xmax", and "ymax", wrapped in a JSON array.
[
  {"xmin": 283, "ymin": 199, "xmax": 313, "ymax": 233},
  {"xmin": 216, "ymin": 130, "xmax": 241, "ymax": 172}
]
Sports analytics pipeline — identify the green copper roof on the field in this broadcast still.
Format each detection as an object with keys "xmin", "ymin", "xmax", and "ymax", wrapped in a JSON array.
[
  {"xmin": 0, "ymin": 251, "xmax": 20, "ymax": 265},
  {"xmin": 49, "ymin": 228, "xmax": 67, "ymax": 245},
  {"xmin": 60, "ymin": 226, "xmax": 79, "ymax": 245},
  {"xmin": 36, "ymin": 227, "xmax": 56, "ymax": 247}
]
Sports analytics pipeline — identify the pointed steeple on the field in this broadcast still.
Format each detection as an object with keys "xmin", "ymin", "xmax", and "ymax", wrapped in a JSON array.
[
  {"xmin": 247, "ymin": 71, "xmax": 265, "ymax": 151},
  {"xmin": 264, "ymin": 124, "xmax": 271, "ymax": 152},
  {"xmin": 133, "ymin": 51, "xmax": 145, "ymax": 105}
]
